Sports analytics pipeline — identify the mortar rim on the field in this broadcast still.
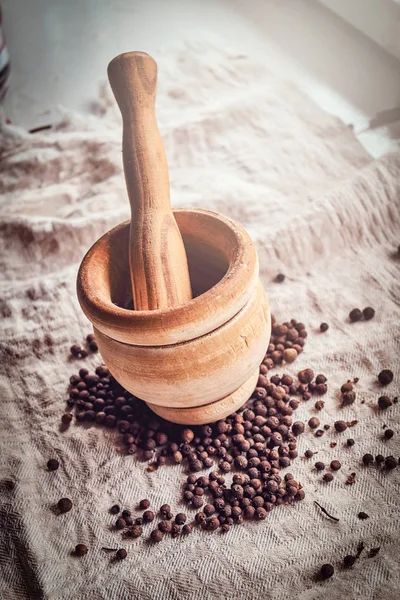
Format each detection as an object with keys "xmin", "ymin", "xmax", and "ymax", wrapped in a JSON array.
[{"xmin": 77, "ymin": 208, "xmax": 258, "ymax": 346}]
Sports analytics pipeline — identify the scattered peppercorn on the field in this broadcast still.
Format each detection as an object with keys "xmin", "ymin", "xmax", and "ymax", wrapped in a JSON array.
[
  {"xmin": 358, "ymin": 512, "xmax": 369, "ymax": 520},
  {"xmin": 362, "ymin": 453, "xmax": 374, "ymax": 465},
  {"xmin": 139, "ymin": 499, "xmax": 150, "ymax": 510},
  {"xmin": 378, "ymin": 370, "xmax": 393, "ymax": 386},
  {"xmin": 323, "ymin": 473, "xmax": 334, "ymax": 483},
  {"xmin": 347, "ymin": 439, "xmax": 355, "ymax": 447},
  {"xmin": 375, "ymin": 454, "xmax": 385, "ymax": 464},
  {"xmin": 143, "ymin": 510, "xmax": 155, "ymax": 523},
  {"xmin": 47, "ymin": 459, "xmax": 60, "ymax": 471},
  {"xmin": 330, "ymin": 460, "xmax": 341, "ymax": 471},
  {"xmin": 116, "ymin": 548, "xmax": 127, "ymax": 560},
  {"xmin": 342, "ymin": 391, "xmax": 356, "ymax": 407},
  {"xmin": 292, "ymin": 422, "xmax": 305, "ymax": 436},
  {"xmin": 362, "ymin": 307, "xmax": 375, "ymax": 320},
  {"xmin": 343, "ymin": 555, "xmax": 356, "ymax": 568},
  {"xmin": 182, "ymin": 524, "xmax": 193, "ymax": 535},
  {"xmin": 298, "ymin": 369, "xmax": 314, "ymax": 384},
  {"xmin": 349, "ymin": 308, "xmax": 362, "ymax": 322},
  {"xmin": 130, "ymin": 525, "xmax": 142, "ymax": 538},
  {"xmin": 274, "ymin": 273, "xmax": 285, "ymax": 283},
  {"xmin": 319, "ymin": 563, "xmax": 334, "ymax": 580},
  {"xmin": 175, "ymin": 513, "xmax": 187, "ymax": 525},
  {"xmin": 378, "ymin": 396, "xmax": 392, "ymax": 410},
  {"xmin": 314, "ymin": 400, "xmax": 324, "ymax": 411},
  {"xmin": 304, "ymin": 449, "xmax": 314, "ymax": 458},
  {"xmin": 116, "ymin": 517, "xmax": 126, "ymax": 530},
  {"xmin": 150, "ymin": 529, "xmax": 163, "ymax": 542},
  {"xmin": 58, "ymin": 498, "xmax": 73, "ymax": 513},
  {"xmin": 320, "ymin": 323, "xmax": 329, "ymax": 332},
  {"xmin": 110, "ymin": 504, "xmax": 120, "ymax": 515},
  {"xmin": 75, "ymin": 544, "xmax": 88, "ymax": 557},
  {"xmin": 61, "ymin": 413, "xmax": 73, "ymax": 425},
  {"xmin": 334, "ymin": 420, "xmax": 347, "ymax": 433},
  {"xmin": 385, "ymin": 456, "xmax": 397, "ymax": 470},
  {"xmin": 315, "ymin": 462, "xmax": 325, "ymax": 471},
  {"xmin": 384, "ymin": 429, "xmax": 394, "ymax": 440},
  {"xmin": 308, "ymin": 417, "xmax": 320, "ymax": 429}
]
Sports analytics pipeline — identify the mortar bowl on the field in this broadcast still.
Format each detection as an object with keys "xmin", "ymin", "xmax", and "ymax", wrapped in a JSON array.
[{"xmin": 77, "ymin": 208, "xmax": 271, "ymax": 424}]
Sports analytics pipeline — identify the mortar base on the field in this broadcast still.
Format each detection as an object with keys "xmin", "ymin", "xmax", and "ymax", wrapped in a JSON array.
[{"xmin": 146, "ymin": 368, "xmax": 259, "ymax": 425}]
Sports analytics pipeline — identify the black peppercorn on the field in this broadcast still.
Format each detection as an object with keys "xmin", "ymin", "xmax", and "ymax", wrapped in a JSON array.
[
  {"xmin": 346, "ymin": 438, "xmax": 355, "ymax": 447},
  {"xmin": 384, "ymin": 429, "xmax": 394, "ymax": 440},
  {"xmin": 378, "ymin": 396, "xmax": 392, "ymax": 410},
  {"xmin": 319, "ymin": 563, "xmax": 334, "ymax": 580},
  {"xmin": 362, "ymin": 307, "xmax": 375, "ymax": 320},
  {"xmin": 378, "ymin": 370, "xmax": 393, "ymax": 386},
  {"xmin": 195, "ymin": 512, "xmax": 206, "ymax": 525},
  {"xmin": 182, "ymin": 524, "xmax": 193, "ymax": 535},
  {"xmin": 330, "ymin": 460, "xmax": 341, "ymax": 471},
  {"xmin": 362, "ymin": 453, "xmax": 374, "ymax": 465},
  {"xmin": 343, "ymin": 555, "xmax": 356, "ymax": 568},
  {"xmin": 323, "ymin": 473, "xmax": 333, "ymax": 483},
  {"xmin": 192, "ymin": 496, "xmax": 203, "ymax": 509},
  {"xmin": 110, "ymin": 504, "xmax": 120, "ymax": 515},
  {"xmin": 207, "ymin": 517, "xmax": 220, "ymax": 531},
  {"xmin": 255, "ymin": 507, "xmax": 267, "ymax": 520},
  {"xmin": 58, "ymin": 498, "xmax": 73, "ymax": 513},
  {"xmin": 75, "ymin": 544, "xmax": 88, "ymax": 556},
  {"xmin": 47, "ymin": 459, "xmax": 60, "ymax": 471},
  {"xmin": 158, "ymin": 520, "xmax": 172, "ymax": 533},
  {"xmin": 375, "ymin": 454, "xmax": 385, "ymax": 464},
  {"xmin": 298, "ymin": 369, "xmax": 314, "ymax": 384},
  {"xmin": 116, "ymin": 548, "xmax": 127, "ymax": 560},
  {"xmin": 274, "ymin": 273, "xmax": 285, "ymax": 283},
  {"xmin": 349, "ymin": 308, "xmax": 362, "ymax": 322},
  {"xmin": 61, "ymin": 413, "xmax": 73, "ymax": 425},
  {"xmin": 122, "ymin": 509, "xmax": 131, "ymax": 518},
  {"xmin": 385, "ymin": 456, "xmax": 397, "ymax": 470},
  {"xmin": 315, "ymin": 462, "xmax": 325, "ymax": 471},
  {"xmin": 304, "ymin": 449, "xmax": 314, "ymax": 458},
  {"xmin": 334, "ymin": 420, "xmax": 347, "ymax": 433},
  {"xmin": 175, "ymin": 513, "xmax": 186, "ymax": 525},
  {"xmin": 143, "ymin": 510, "xmax": 154, "ymax": 523},
  {"xmin": 308, "ymin": 417, "xmax": 320, "ymax": 429},
  {"xmin": 171, "ymin": 524, "xmax": 181, "ymax": 538},
  {"xmin": 116, "ymin": 517, "xmax": 126, "ymax": 530},
  {"xmin": 292, "ymin": 422, "xmax": 305, "ymax": 436},
  {"xmin": 139, "ymin": 499, "xmax": 150, "ymax": 510},
  {"xmin": 150, "ymin": 529, "xmax": 163, "ymax": 542},
  {"xmin": 70, "ymin": 344, "xmax": 82, "ymax": 357},
  {"xmin": 320, "ymin": 323, "xmax": 329, "ymax": 332}
]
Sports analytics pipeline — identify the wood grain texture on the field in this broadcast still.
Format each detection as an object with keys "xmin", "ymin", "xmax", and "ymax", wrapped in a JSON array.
[
  {"xmin": 93, "ymin": 280, "xmax": 270, "ymax": 409},
  {"xmin": 146, "ymin": 369, "xmax": 259, "ymax": 424},
  {"xmin": 77, "ymin": 209, "xmax": 259, "ymax": 346},
  {"xmin": 107, "ymin": 51, "xmax": 192, "ymax": 310}
]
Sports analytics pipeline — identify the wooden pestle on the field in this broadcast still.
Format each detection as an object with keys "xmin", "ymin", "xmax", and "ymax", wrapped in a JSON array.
[{"xmin": 107, "ymin": 51, "xmax": 192, "ymax": 310}]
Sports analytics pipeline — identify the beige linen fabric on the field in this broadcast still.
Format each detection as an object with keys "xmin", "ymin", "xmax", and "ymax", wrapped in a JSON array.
[{"xmin": 0, "ymin": 42, "xmax": 399, "ymax": 600}]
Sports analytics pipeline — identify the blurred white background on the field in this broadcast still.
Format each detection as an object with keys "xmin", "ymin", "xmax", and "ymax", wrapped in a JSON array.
[{"xmin": 2, "ymin": 0, "xmax": 400, "ymax": 157}]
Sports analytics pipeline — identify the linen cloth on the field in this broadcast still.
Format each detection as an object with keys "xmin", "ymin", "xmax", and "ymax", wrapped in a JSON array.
[{"xmin": 0, "ymin": 41, "xmax": 399, "ymax": 600}]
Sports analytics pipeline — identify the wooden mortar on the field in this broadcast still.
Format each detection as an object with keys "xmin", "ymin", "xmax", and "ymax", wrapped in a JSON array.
[{"xmin": 76, "ymin": 52, "xmax": 271, "ymax": 425}]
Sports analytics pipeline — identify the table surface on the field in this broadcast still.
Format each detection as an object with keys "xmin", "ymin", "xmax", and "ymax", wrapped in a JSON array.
[{"xmin": 2, "ymin": 0, "xmax": 400, "ymax": 158}]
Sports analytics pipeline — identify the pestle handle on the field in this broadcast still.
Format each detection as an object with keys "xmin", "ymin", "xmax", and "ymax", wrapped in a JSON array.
[{"xmin": 107, "ymin": 51, "xmax": 192, "ymax": 310}]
